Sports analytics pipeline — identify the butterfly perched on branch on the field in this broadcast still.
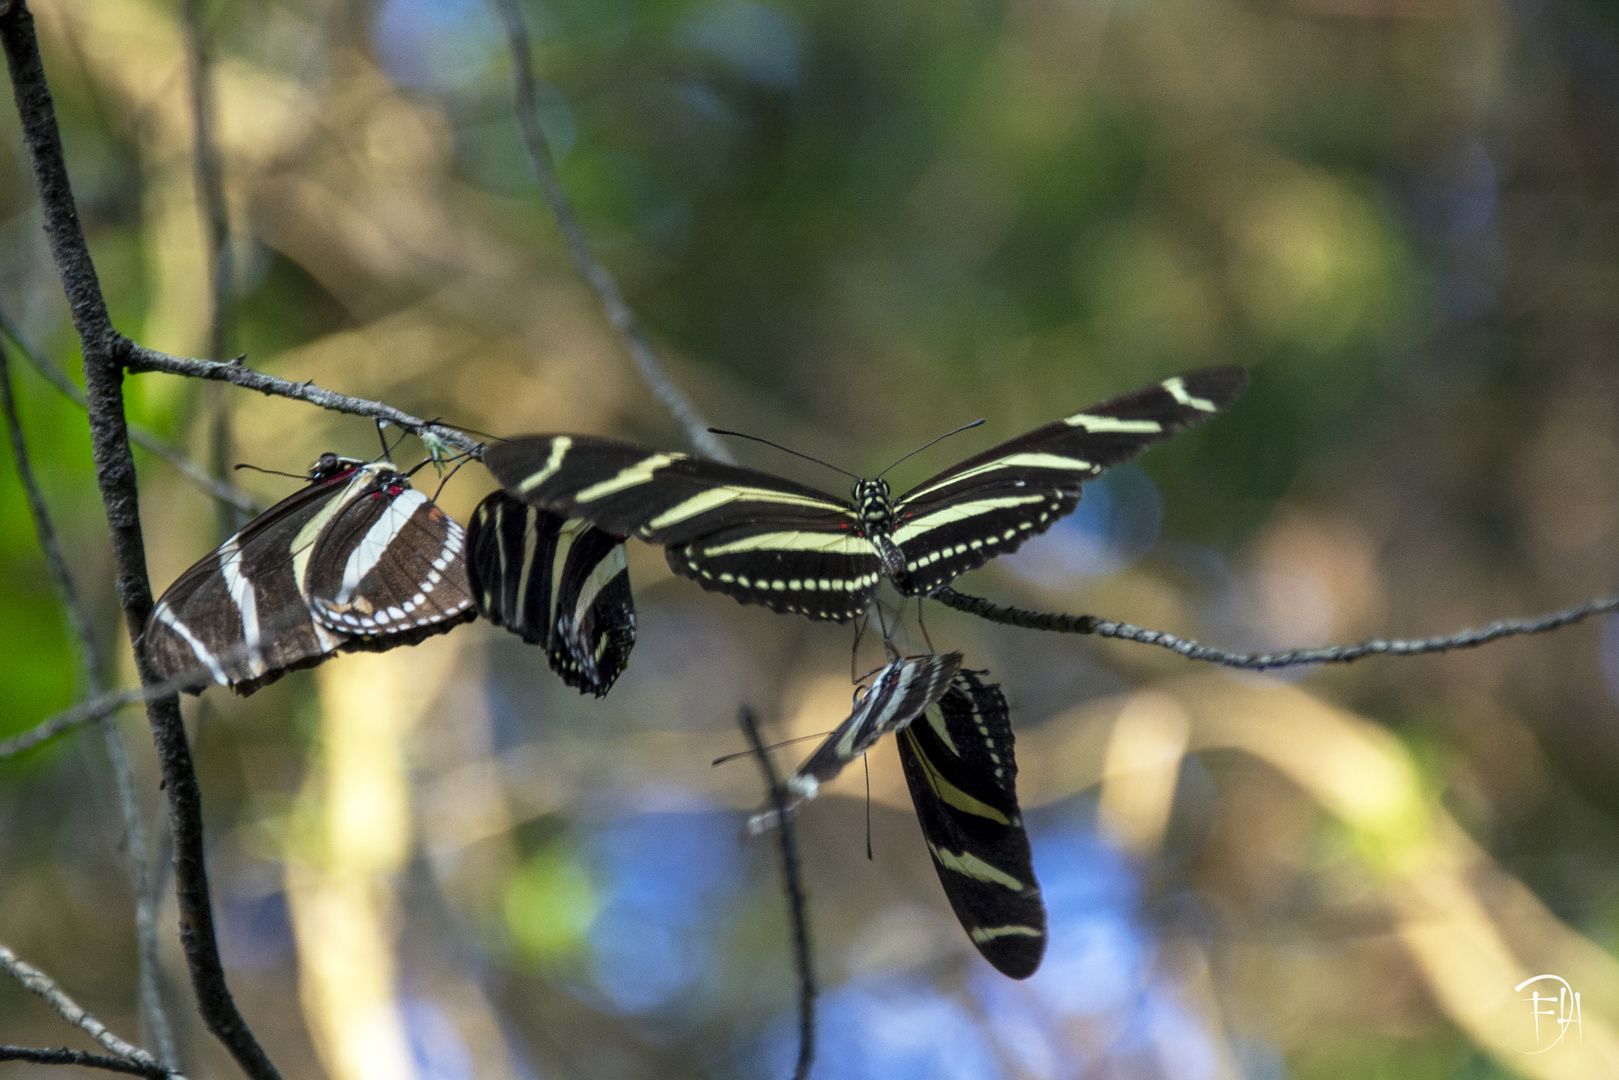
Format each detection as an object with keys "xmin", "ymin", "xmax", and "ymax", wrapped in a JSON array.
[
  {"xmin": 143, "ymin": 454, "xmax": 475, "ymax": 696},
  {"xmin": 482, "ymin": 368, "xmax": 1246, "ymax": 623}
]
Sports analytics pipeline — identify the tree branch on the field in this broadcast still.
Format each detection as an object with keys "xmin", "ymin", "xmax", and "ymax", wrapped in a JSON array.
[
  {"xmin": 492, "ymin": 0, "xmax": 734, "ymax": 464},
  {"xmin": 0, "ymin": 343, "xmax": 177, "ymax": 1066},
  {"xmin": 0, "ymin": 307, "xmax": 261, "ymax": 513},
  {"xmin": 737, "ymin": 707, "xmax": 816, "ymax": 1080},
  {"xmin": 0, "ymin": 5, "xmax": 280, "ymax": 1077},
  {"xmin": 121, "ymin": 343, "xmax": 483, "ymax": 458},
  {"xmin": 932, "ymin": 585, "xmax": 1619, "ymax": 669},
  {"xmin": 0, "ymin": 1045, "xmax": 175, "ymax": 1078},
  {"xmin": 0, "ymin": 943, "xmax": 182, "ymax": 1078}
]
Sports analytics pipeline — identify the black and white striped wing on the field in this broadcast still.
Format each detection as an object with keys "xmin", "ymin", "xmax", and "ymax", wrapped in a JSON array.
[
  {"xmin": 484, "ymin": 435, "xmax": 882, "ymax": 622},
  {"xmin": 467, "ymin": 491, "xmax": 637, "ymax": 697},
  {"xmin": 144, "ymin": 460, "xmax": 364, "ymax": 696},
  {"xmin": 786, "ymin": 652, "xmax": 962, "ymax": 801},
  {"xmin": 745, "ymin": 652, "xmax": 963, "ymax": 836},
  {"xmin": 896, "ymin": 671, "xmax": 1045, "ymax": 979},
  {"xmin": 302, "ymin": 466, "xmax": 475, "ymax": 645},
  {"xmin": 889, "ymin": 368, "xmax": 1248, "ymax": 595}
]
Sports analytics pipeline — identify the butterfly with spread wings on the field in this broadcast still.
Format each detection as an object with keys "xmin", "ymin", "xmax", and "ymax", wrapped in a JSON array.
[{"xmin": 482, "ymin": 368, "xmax": 1246, "ymax": 623}]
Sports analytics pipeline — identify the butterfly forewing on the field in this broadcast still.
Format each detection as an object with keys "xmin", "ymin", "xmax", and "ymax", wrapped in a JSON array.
[
  {"xmin": 896, "ymin": 671, "xmax": 1045, "ymax": 978},
  {"xmin": 466, "ymin": 490, "xmax": 637, "ymax": 697},
  {"xmin": 485, "ymin": 435, "xmax": 880, "ymax": 621},
  {"xmin": 303, "ymin": 466, "xmax": 475, "ymax": 644},
  {"xmin": 889, "ymin": 367, "xmax": 1248, "ymax": 595}
]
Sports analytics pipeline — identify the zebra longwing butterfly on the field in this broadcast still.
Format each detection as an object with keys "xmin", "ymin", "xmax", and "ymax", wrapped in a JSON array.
[
  {"xmin": 745, "ymin": 652, "xmax": 961, "ymax": 831},
  {"xmin": 483, "ymin": 368, "xmax": 1246, "ymax": 623},
  {"xmin": 143, "ymin": 454, "xmax": 475, "ymax": 696},
  {"xmin": 897, "ymin": 671, "xmax": 1044, "ymax": 979},
  {"xmin": 466, "ymin": 490, "xmax": 636, "ymax": 697}
]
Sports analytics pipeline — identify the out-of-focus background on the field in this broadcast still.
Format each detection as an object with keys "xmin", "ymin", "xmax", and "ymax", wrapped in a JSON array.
[{"xmin": 3, "ymin": 0, "xmax": 1619, "ymax": 1076}]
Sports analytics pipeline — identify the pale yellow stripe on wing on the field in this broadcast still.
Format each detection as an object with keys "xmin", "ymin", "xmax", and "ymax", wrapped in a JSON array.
[
  {"xmin": 1063, "ymin": 413, "xmax": 1164, "ymax": 433},
  {"xmin": 922, "ymin": 703, "xmax": 959, "ymax": 755},
  {"xmin": 970, "ymin": 925, "xmax": 1043, "ymax": 943},
  {"xmin": 902, "ymin": 454, "xmax": 1094, "ymax": 502},
  {"xmin": 890, "ymin": 494, "xmax": 1049, "ymax": 545},
  {"xmin": 648, "ymin": 485, "xmax": 849, "ymax": 530},
  {"xmin": 516, "ymin": 436, "xmax": 572, "ymax": 494},
  {"xmin": 701, "ymin": 530, "xmax": 874, "ymax": 557},
  {"xmin": 572, "ymin": 453, "xmax": 685, "ymax": 502},
  {"xmin": 291, "ymin": 463, "xmax": 385, "ymax": 591},
  {"xmin": 905, "ymin": 730, "xmax": 1009, "ymax": 824},
  {"xmin": 1162, "ymin": 376, "xmax": 1217, "ymax": 412},
  {"xmin": 925, "ymin": 843, "xmax": 1026, "ymax": 891}
]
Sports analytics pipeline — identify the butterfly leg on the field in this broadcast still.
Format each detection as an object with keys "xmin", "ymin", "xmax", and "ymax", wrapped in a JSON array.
[{"xmin": 917, "ymin": 595, "xmax": 936, "ymax": 653}]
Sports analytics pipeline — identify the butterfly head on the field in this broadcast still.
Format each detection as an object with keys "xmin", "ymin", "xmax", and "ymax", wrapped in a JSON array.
[
  {"xmin": 307, "ymin": 453, "xmax": 367, "ymax": 485},
  {"xmin": 853, "ymin": 478, "xmax": 893, "ymax": 526}
]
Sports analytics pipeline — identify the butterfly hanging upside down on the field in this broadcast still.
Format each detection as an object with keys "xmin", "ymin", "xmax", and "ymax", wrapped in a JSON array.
[
  {"xmin": 747, "ymin": 653, "xmax": 1047, "ymax": 979},
  {"xmin": 482, "ymin": 367, "xmax": 1247, "ymax": 623}
]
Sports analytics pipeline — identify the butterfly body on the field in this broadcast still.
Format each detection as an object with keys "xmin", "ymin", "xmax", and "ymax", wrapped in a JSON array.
[{"xmin": 484, "ymin": 368, "xmax": 1246, "ymax": 623}]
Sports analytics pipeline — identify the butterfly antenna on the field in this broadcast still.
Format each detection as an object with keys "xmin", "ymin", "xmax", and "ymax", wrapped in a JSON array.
[
  {"xmin": 233, "ymin": 462, "xmax": 306, "ymax": 480},
  {"xmin": 708, "ymin": 428, "xmax": 859, "ymax": 480},
  {"xmin": 875, "ymin": 418, "xmax": 986, "ymax": 478},
  {"xmin": 850, "ymin": 612, "xmax": 868, "ymax": 684},
  {"xmin": 711, "ymin": 730, "xmax": 834, "ymax": 766},
  {"xmin": 429, "ymin": 455, "xmax": 476, "ymax": 501}
]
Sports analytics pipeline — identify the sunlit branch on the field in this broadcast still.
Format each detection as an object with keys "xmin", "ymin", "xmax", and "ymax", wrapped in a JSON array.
[
  {"xmin": 0, "ymin": 5, "xmax": 281, "ymax": 1078},
  {"xmin": 180, "ymin": 0, "xmax": 240, "ymax": 540},
  {"xmin": 0, "ymin": 307, "xmax": 262, "ymax": 513},
  {"xmin": 932, "ymin": 586, "xmax": 1619, "ymax": 669},
  {"xmin": 0, "ymin": 1045, "xmax": 175, "ymax": 1078},
  {"xmin": 0, "ymin": 343, "xmax": 176, "ymax": 1065},
  {"xmin": 492, "ymin": 0, "xmax": 735, "ymax": 464},
  {"xmin": 0, "ymin": 943, "xmax": 184, "ymax": 1078},
  {"xmin": 737, "ymin": 707, "xmax": 817, "ymax": 1080}
]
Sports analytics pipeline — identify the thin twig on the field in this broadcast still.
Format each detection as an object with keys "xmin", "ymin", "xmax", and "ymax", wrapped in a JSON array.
[
  {"xmin": 0, "ymin": 596, "xmax": 395, "ymax": 761},
  {"xmin": 0, "ymin": 6, "xmax": 281, "ymax": 1078},
  {"xmin": 181, "ymin": 0, "xmax": 242, "ymax": 540},
  {"xmin": 0, "ymin": 343, "xmax": 177, "ymax": 1066},
  {"xmin": 932, "ymin": 586, "xmax": 1619, "ymax": 670},
  {"xmin": 492, "ymin": 0, "xmax": 734, "ymax": 464},
  {"xmin": 0, "ymin": 1045, "xmax": 175, "ymax": 1078},
  {"xmin": 0, "ymin": 943, "xmax": 182, "ymax": 1078},
  {"xmin": 121, "ymin": 342, "xmax": 482, "ymax": 458},
  {"xmin": 737, "ymin": 707, "xmax": 816, "ymax": 1080},
  {"xmin": 0, "ymin": 307, "xmax": 261, "ymax": 513}
]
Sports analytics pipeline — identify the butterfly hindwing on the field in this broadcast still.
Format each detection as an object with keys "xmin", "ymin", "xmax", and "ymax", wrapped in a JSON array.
[
  {"xmin": 302, "ymin": 466, "xmax": 475, "ymax": 643},
  {"xmin": 889, "ymin": 368, "xmax": 1249, "ymax": 595},
  {"xmin": 466, "ymin": 490, "xmax": 637, "ymax": 697},
  {"xmin": 896, "ymin": 671, "xmax": 1045, "ymax": 979}
]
